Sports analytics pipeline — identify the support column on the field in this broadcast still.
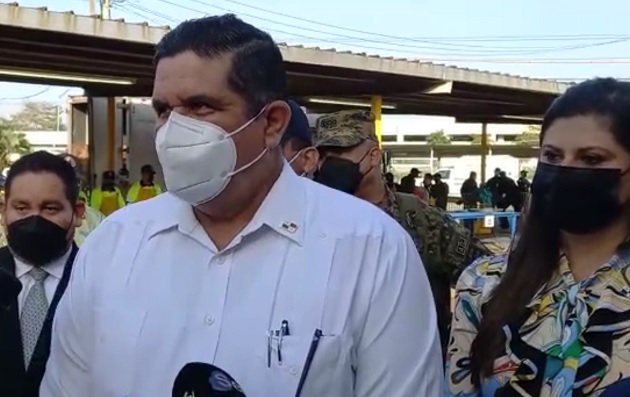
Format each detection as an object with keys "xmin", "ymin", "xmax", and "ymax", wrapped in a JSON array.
[
  {"xmin": 371, "ymin": 95, "xmax": 383, "ymax": 147},
  {"xmin": 106, "ymin": 97, "xmax": 116, "ymax": 171},
  {"xmin": 480, "ymin": 122, "xmax": 488, "ymax": 182}
]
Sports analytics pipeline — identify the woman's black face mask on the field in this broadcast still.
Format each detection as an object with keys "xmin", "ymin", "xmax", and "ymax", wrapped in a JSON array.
[{"xmin": 531, "ymin": 162, "xmax": 629, "ymax": 234}]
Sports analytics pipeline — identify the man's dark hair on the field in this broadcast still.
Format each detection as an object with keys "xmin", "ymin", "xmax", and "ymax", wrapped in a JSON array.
[
  {"xmin": 155, "ymin": 14, "xmax": 287, "ymax": 116},
  {"xmin": 5, "ymin": 151, "xmax": 79, "ymax": 203}
]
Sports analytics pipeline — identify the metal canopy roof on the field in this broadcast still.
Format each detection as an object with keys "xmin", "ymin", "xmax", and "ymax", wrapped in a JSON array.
[
  {"xmin": 383, "ymin": 143, "xmax": 540, "ymax": 159},
  {"xmin": 0, "ymin": 3, "xmax": 572, "ymax": 122}
]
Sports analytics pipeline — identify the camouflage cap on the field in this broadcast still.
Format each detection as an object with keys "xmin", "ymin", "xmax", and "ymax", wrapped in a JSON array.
[{"xmin": 314, "ymin": 110, "xmax": 377, "ymax": 148}]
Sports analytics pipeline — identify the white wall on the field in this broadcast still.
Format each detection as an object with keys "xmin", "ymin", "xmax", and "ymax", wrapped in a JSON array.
[{"xmin": 21, "ymin": 130, "xmax": 69, "ymax": 154}]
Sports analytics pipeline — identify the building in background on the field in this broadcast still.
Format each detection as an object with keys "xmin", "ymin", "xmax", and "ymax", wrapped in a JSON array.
[
  {"xmin": 21, "ymin": 130, "xmax": 69, "ymax": 154},
  {"xmin": 307, "ymin": 112, "xmax": 538, "ymax": 194}
]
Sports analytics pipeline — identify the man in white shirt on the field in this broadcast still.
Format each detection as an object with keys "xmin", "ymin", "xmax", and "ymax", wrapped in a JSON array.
[
  {"xmin": 0, "ymin": 151, "xmax": 84, "ymax": 397},
  {"xmin": 42, "ymin": 14, "xmax": 443, "ymax": 397}
]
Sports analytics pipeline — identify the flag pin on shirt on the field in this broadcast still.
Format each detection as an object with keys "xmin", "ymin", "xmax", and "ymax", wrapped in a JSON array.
[{"xmin": 281, "ymin": 221, "xmax": 298, "ymax": 233}]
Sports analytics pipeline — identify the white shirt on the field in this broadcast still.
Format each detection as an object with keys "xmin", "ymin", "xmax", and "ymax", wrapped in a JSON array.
[
  {"xmin": 15, "ymin": 249, "xmax": 71, "ymax": 313},
  {"xmin": 41, "ymin": 163, "xmax": 443, "ymax": 397}
]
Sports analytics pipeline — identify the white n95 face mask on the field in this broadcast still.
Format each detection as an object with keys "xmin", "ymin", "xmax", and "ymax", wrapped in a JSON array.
[{"xmin": 155, "ymin": 110, "xmax": 267, "ymax": 206}]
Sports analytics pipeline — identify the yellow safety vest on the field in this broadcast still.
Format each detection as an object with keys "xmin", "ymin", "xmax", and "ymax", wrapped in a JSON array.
[
  {"xmin": 90, "ymin": 187, "xmax": 125, "ymax": 217},
  {"xmin": 126, "ymin": 182, "xmax": 162, "ymax": 204}
]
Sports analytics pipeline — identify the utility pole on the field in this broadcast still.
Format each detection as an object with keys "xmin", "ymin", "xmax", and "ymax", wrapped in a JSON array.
[
  {"xmin": 99, "ymin": 0, "xmax": 112, "ymax": 19},
  {"xmin": 89, "ymin": 0, "xmax": 96, "ymax": 15}
]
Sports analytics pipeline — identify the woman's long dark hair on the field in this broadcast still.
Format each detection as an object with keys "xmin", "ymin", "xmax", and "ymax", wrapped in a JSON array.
[{"xmin": 469, "ymin": 78, "xmax": 630, "ymax": 385}]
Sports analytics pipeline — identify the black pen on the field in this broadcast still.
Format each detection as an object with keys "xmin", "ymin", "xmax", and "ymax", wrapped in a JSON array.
[{"xmin": 294, "ymin": 329, "xmax": 322, "ymax": 397}]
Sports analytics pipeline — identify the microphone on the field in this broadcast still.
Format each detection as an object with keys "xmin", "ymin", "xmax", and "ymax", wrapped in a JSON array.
[
  {"xmin": 172, "ymin": 362, "xmax": 247, "ymax": 397},
  {"xmin": 0, "ymin": 267, "xmax": 21, "ymax": 307}
]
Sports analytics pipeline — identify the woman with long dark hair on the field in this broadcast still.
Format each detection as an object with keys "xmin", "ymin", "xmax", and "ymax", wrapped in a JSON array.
[{"xmin": 445, "ymin": 78, "xmax": 630, "ymax": 396}]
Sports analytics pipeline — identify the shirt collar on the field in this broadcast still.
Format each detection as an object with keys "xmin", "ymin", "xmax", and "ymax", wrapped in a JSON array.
[
  {"xmin": 149, "ymin": 161, "xmax": 306, "ymax": 246},
  {"xmin": 14, "ymin": 246, "xmax": 72, "ymax": 279}
]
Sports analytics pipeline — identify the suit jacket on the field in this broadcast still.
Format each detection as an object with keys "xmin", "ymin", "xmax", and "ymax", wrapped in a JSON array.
[{"xmin": 0, "ymin": 244, "xmax": 78, "ymax": 397}]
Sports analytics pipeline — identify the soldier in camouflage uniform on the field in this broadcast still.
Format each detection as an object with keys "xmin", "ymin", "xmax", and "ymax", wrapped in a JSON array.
[{"xmin": 313, "ymin": 109, "xmax": 492, "ymax": 353}]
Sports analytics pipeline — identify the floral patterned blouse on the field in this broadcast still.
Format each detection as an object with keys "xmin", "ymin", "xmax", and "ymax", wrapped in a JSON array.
[{"xmin": 446, "ymin": 248, "xmax": 630, "ymax": 397}]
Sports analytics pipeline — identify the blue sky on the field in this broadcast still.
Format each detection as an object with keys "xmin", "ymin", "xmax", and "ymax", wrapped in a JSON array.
[{"xmin": 1, "ymin": 0, "xmax": 629, "ymax": 115}]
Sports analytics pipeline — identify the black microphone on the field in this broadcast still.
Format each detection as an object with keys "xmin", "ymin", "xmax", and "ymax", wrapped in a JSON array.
[
  {"xmin": 0, "ymin": 267, "xmax": 21, "ymax": 307},
  {"xmin": 172, "ymin": 362, "xmax": 247, "ymax": 397}
]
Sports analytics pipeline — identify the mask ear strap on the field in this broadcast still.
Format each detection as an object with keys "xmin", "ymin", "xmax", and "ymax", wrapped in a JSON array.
[
  {"xmin": 357, "ymin": 146, "xmax": 376, "ymax": 177},
  {"xmin": 229, "ymin": 147, "xmax": 268, "ymax": 177},
  {"xmin": 288, "ymin": 149, "xmax": 303, "ymax": 165},
  {"xmin": 227, "ymin": 105, "xmax": 268, "ymax": 139}
]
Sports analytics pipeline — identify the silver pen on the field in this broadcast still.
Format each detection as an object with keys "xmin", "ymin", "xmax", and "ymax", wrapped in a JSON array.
[{"xmin": 267, "ymin": 331, "xmax": 272, "ymax": 368}]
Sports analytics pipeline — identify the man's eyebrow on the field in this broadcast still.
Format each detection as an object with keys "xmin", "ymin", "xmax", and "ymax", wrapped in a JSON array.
[
  {"xmin": 180, "ymin": 94, "xmax": 225, "ymax": 108},
  {"xmin": 9, "ymin": 199, "xmax": 29, "ymax": 206},
  {"xmin": 41, "ymin": 199, "xmax": 65, "ymax": 207}
]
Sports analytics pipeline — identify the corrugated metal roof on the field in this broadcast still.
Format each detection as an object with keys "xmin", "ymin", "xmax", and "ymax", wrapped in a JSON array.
[{"xmin": 0, "ymin": 2, "xmax": 570, "ymax": 94}]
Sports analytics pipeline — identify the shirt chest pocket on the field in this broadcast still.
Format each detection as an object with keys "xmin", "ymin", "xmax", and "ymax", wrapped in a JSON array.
[
  {"xmin": 256, "ymin": 331, "xmax": 353, "ymax": 396},
  {"xmin": 92, "ymin": 305, "xmax": 147, "ymax": 396}
]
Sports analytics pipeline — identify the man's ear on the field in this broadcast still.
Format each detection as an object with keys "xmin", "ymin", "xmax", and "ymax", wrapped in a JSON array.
[
  {"xmin": 302, "ymin": 147, "xmax": 320, "ymax": 174},
  {"xmin": 369, "ymin": 146, "xmax": 382, "ymax": 168},
  {"xmin": 262, "ymin": 100, "xmax": 291, "ymax": 149},
  {"xmin": 73, "ymin": 201, "xmax": 86, "ymax": 228}
]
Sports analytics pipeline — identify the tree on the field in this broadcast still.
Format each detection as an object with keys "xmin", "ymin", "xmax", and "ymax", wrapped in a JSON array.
[
  {"xmin": 515, "ymin": 125, "xmax": 541, "ymax": 146},
  {"xmin": 427, "ymin": 129, "xmax": 451, "ymax": 145},
  {"xmin": 10, "ymin": 101, "xmax": 64, "ymax": 131},
  {"xmin": 0, "ymin": 120, "xmax": 31, "ymax": 170}
]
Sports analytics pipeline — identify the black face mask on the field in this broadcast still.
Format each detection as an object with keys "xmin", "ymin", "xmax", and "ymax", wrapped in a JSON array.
[
  {"xmin": 7, "ymin": 215, "xmax": 71, "ymax": 266},
  {"xmin": 314, "ymin": 154, "xmax": 372, "ymax": 195},
  {"xmin": 531, "ymin": 162, "xmax": 627, "ymax": 234}
]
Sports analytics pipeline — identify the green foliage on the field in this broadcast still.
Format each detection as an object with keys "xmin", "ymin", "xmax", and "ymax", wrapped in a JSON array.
[
  {"xmin": 10, "ymin": 101, "xmax": 64, "ymax": 131},
  {"xmin": 515, "ymin": 125, "xmax": 541, "ymax": 146},
  {"xmin": 0, "ymin": 120, "xmax": 31, "ymax": 170},
  {"xmin": 427, "ymin": 129, "xmax": 451, "ymax": 145}
]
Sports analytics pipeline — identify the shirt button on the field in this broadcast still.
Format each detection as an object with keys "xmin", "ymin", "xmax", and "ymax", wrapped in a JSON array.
[
  {"xmin": 204, "ymin": 315, "xmax": 215, "ymax": 326},
  {"xmin": 289, "ymin": 366, "xmax": 299, "ymax": 376},
  {"xmin": 216, "ymin": 256, "xmax": 225, "ymax": 264}
]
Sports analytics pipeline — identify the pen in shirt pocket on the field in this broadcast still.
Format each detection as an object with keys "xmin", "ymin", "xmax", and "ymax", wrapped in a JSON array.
[{"xmin": 294, "ymin": 328, "xmax": 322, "ymax": 397}]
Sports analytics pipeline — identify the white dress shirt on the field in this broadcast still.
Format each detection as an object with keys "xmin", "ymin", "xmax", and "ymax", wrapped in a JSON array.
[
  {"xmin": 41, "ymin": 163, "xmax": 443, "ymax": 397},
  {"xmin": 15, "ymin": 248, "xmax": 71, "ymax": 313}
]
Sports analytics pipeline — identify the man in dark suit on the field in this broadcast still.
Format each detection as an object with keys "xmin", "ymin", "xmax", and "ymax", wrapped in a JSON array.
[{"xmin": 0, "ymin": 151, "xmax": 85, "ymax": 397}]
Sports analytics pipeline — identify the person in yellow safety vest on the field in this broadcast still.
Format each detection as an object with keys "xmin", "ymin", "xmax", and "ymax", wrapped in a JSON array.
[
  {"xmin": 90, "ymin": 170, "xmax": 125, "ymax": 216},
  {"xmin": 58, "ymin": 153, "xmax": 105, "ymax": 245},
  {"xmin": 126, "ymin": 164, "xmax": 162, "ymax": 204}
]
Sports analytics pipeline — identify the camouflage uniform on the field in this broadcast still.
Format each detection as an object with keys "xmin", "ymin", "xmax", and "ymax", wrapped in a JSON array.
[{"xmin": 315, "ymin": 109, "xmax": 492, "ymax": 353}]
